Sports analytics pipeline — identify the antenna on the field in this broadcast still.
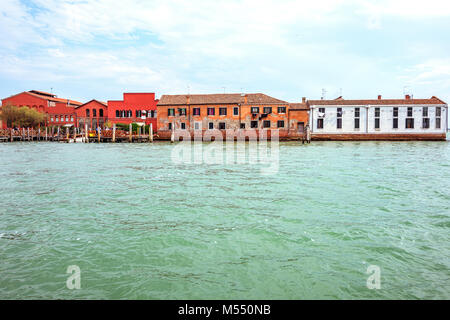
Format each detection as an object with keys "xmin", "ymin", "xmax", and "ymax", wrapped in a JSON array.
[
  {"xmin": 50, "ymin": 87, "xmax": 53, "ymax": 94},
  {"xmin": 222, "ymin": 86, "xmax": 226, "ymax": 93},
  {"xmin": 187, "ymin": 85, "xmax": 190, "ymax": 95},
  {"xmin": 321, "ymin": 88, "xmax": 327, "ymax": 100}
]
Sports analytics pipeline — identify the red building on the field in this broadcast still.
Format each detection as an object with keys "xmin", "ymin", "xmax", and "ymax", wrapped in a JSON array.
[
  {"xmin": 74, "ymin": 99, "xmax": 108, "ymax": 129},
  {"xmin": 1, "ymin": 90, "xmax": 82, "ymax": 128},
  {"xmin": 107, "ymin": 93, "xmax": 158, "ymax": 129}
]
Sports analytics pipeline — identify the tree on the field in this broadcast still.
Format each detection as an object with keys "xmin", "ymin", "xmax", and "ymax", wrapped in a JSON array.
[{"xmin": 0, "ymin": 105, "xmax": 46, "ymax": 128}]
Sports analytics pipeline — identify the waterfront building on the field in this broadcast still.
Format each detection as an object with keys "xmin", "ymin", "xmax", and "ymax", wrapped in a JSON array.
[
  {"xmin": 308, "ymin": 95, "xmax": 448, "ymax": 140},
  {"xmin": 156, "ymin": 93, "xmax": 309, "ymax": 140},
  {"xmin": 107, "ymin": 93, "xmax": 158, "ymax": 129},
  {"xmin": 75, "ymin": 99, "xmax": 108, "ymax": 129},
  {"xmin": 0, "ymin": 90, "xmax": 82, "ymax": 128}
]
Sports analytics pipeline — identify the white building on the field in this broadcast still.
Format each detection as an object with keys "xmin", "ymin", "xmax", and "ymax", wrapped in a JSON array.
[{"xmin": 308, "ymin": 95, "xmax": 448, "ymax": 140}]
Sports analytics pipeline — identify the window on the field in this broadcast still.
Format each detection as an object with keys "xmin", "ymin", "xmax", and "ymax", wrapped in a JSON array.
[
  {"xmin": 422, "ymin": 107, "xmax": 428, "ymax": 117},
  {"xmin": 317, "ymin": 118, "xmax": 324, "ymax": 129},
  {"xmin": 116, "ymin": 110, "xmax": 120, "ymax": 117},
  {"xmin": 393, "ymin": 107, "xmax": 399, "ymax": 129},
  {"xmin": 219, "ymin": 122, "xmax": 226, "ymax": 130},
  {"xmin": 207, "ymin": 108, "xmax": 215, "ymax": 116},
  {"xmin": 278, "ymin": 107, "xmax": 286, "ymax": 113},
  {"xmin": 93, "ymin": 109, "xmax": 97, "ymax": 117},
  {"xmin": 128, "ymin": 110, "xmax": 132, "ymax": 117},
  {"xmin": 233, "ymin": 107, "xmax": 239, "ymax": 115},
  {"xmin": 374, "ymin": 107, "xmax": 380, "ymax": 118},
  {"xmin": 436, "ymin": 107, "xmax": 441, "ymax": 129},
  {"xmin": 55, "ymin": 116, "xmax": 59, "ymax": 122},
  {"xmin": 70, "ymin": 116, "xmax": 74, "ymax": 122},
  {"xmin": 240, "ymin": 123, "xmax": 245, "ymax": 129},
  {"xmin": 178, "ymin": 108, "xmax": 186, "ymax": 116},
  {"xmin": 407, "ymin": 107, "xmax": 413, "ymax": 117},
  {"xmin": 337, "ymin": 108, "xmax": 342, "ymax": 129},
  {"xmin": 263, "ymin": 107, "xmax": 272, "ymax": 114},
  {"xmin": 50, "ymin": 116, "xmax": 54, "ymax": 122},
  {"xmin": 319, "ymin": 108, "xmax": 325, "ymax": 114},
  {"xmin": 251, "ymin": 121, "xmax": 258, "ymax": 128},
  {"xmin": 121, "ymin": 110, "xmax": 126, "ymax": 118},
  {"xmin": 263, "ymin": 120, "xmax": 271, "ymax": 128},
  {"xmin": 277, "ymin": 120, "xmax": 285, "ymax": 128},
  {"xmin": 375, "ymin": 118, "xmax": 380, "ymax": 129},
  {"xmin": 168, "ymin": 123, "xmax": 172, "ymax": 130},
  {"xmin": 219, "ymin": 108, "xmax": 227, "ymax": 116},
  {"xmin": 406, "ymin": 118, "xmax": 414, "ymax": 129},
  {"xmin": 436, "ymin": 118, "xmax": 441, "ymax": 129},
  {"xmin": 86, "ymin": 109, "xmax": 90, "ymax": 117},
  {"xmin": 181, "ymin": 122, "xmax": 186, "ymax": 129},
  {"xmin": 193, "ymin": 108, "xmax": 200, "ymax": 116},
  {"xmin": 393, "ymin": 118, "xmax": 398, "ymax": 129},
  {"xmin": 153, "ymin": 110, "xmax": 157, "ymax": 118},
  {"xmin": 422, "ymin": 118, "xmax": 430, "ymax": 129},
  {"xmin": 194, "ymin": 122, "xmax": 200, "ymax": 130},
  {"xmin": 374, "ymin": 107, "xmax": 380, "ymax": 129},
  {"xmin": 251, "ymin": 107, "xmax": 259, "ymax": 114},
  {"xmin": 354, "ymin": 107, "xmax": 360, "ymax": 130},
  {"xmin": 135, "ymin": 110, "xmax": 141, "ymax": 118},
  {"xmin": 168, "ymin": 108, "xmax": 175, "ymax": 116},
  {"xmin": 208, "ymin": 122, "xmax": 214, "ymax": 129}
]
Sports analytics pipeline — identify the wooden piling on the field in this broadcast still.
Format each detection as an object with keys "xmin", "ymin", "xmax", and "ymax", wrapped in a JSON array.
[
  {"xmin": 85, "ymin": 124, "xmax": 88, "ymax": 143},
  {"xmin": 129, "ymin": 123, "xmax": 132, "ymax": 142},
  {"xmin": 98, "ymin": 127, "xmax": 101, "ymax": 143},
  {"xmin": 10, "ymin": 129, "xmax": 13, "ymax": 142},
  {"xmin": 45, "ymin": 127, "xmax": 48, "ymax": 141},
  {"xmin": 170, "ymin": 123, "xmax": 174, "ymax": 143},
  {"xmin": 149, "ymin": 123, "xmax": 153, "ymax": 142},
  {"xmin": 112, "ymin": 123, "xmax": 116, "ymax": 143}
]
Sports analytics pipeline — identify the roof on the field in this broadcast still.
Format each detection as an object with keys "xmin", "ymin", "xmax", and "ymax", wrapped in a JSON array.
[
  {"xmin": 289, "ymin": 103, "xmax": 309, "ymax": 110},
  {"xmin": 76, "ymin": 99, "xmax": 107, "ymax": 109},
  {"xmin": 308, "ymin": 96, "xmax": 447, "ymax": 106},
  {"xmin": 157, "ymin": 93, "xmax": 288, "ymax": 105},
  {"xmin": 29, "ymin": 90, "xmax": 56, "ymax": 98}
]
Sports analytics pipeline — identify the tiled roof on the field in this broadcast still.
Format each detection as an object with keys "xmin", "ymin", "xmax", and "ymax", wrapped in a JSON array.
[
  {"xmin": 26, "ymin": 91, "xmax": 83, "ymax": 106},
  {"xmin": 289, "ymin": 103, "xmax": 309, "ymax": 110},
  {"xmin": 308, "ymin": 96, "xmax": 446, "ymax": 106},
  {"xmin": 76, "ymin": 99, "xmax": 107, "ymax": 108},
  {"xmin": 157, "ymin": 93, "xmax": 288, "ymax": 105},
  {"xmin": 29, "ymin": 90, "xmax": 56, "ymax": 98}
]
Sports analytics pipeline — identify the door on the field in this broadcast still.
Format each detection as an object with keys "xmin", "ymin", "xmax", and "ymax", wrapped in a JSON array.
[{"xmin": 297, "ymin": 122, "xmax": 304, "ymax": 133}]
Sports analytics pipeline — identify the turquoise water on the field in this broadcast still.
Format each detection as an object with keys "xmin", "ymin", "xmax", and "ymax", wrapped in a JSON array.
[{"xmin": 0, "ymin": 141, "xmax": 449, "ymax": 299}]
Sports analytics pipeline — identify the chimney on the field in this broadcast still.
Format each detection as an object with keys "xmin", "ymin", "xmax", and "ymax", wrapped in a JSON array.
[
  {"xmin": 405, "ymin": 94, "xmax": 410, "ymax": 100},
  {"xmin": 378, "ymin": 95, "xmax": 382, "ymax": 100},
  {"xmin": 302, "ymin": 97, "xmax": 306, "ymax": 103},
  {"xmin": 244, "ymin": 94, "xmax": 248, "ymax": 104},
  {"xmin": 186, "ymin": 95, "xmax": 190, "ymax": 104}
]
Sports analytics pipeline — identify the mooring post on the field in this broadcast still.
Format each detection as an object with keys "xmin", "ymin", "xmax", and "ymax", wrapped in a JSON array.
[
  {"xmin": 27, "ymin": 128, "xmax": 30, "ymax": 141},
  {"xmin": 170, "ymin": 122, "xmax": 175, "ymax": 143},
  {"xmin": 85, "ymin": 124, "xmax": 88, "ymax": 143},
  {"xmin": 98, "ymin": 127, "xmax": 101, "ymax": 143},
  {"xmin": 149, "ymin": 123, "xmax": 153, "ymax": 142},
  {"xmin": 10, "ymin": 128, "xmax": 13, "ymax": 142},
  {"xmin": 112, "ymin": 123, "xmax": 116, "ymax": 143},
  {"xmin": 129, "ymin": 123, "xmax": 132, "ymax": 142},
  {"xmin": 45, "ymin": 127, "xmax": 48, "ymax": 141}
]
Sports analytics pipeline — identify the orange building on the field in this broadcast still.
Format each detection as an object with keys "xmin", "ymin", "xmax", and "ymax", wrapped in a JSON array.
[{"xmin": 156, "ymin": 93, "xmax": 309, "ymax": 140}]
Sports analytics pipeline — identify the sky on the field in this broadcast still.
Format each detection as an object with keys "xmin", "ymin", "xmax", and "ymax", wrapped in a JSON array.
[{"xmin": 1, "ymin": 0, "xmax": 450, "ymax": 116}]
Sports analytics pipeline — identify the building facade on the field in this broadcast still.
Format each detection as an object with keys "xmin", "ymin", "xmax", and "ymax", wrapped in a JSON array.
[
  {"xmin": 107, "ymin": 93, "xmax": 158, "ymax": 128},
  {"xmin": 308, "ymin": 95, "xmax": 448, "ymax": 140},
  {"xmin": 156, "ymin": 93, "xmax": 309, "ymax": 140},
  {"xmin": 1, "ymin": 90, "xmax": 82, "ymax": 128},
  {"xmin": 75, "ymin": 99, "xmax": 108, "ymax": 129}
]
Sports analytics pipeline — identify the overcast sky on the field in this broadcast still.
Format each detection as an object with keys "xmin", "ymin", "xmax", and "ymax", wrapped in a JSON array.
[{"xmin": 1, "ymin": 0, "xmax": 450, "ymax": 115}]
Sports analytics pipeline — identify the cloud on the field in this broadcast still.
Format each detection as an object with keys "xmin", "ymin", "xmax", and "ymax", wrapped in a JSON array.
[{"xmin": 0, "ymin": 0, "xmax": 449, "ymax": 104}]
